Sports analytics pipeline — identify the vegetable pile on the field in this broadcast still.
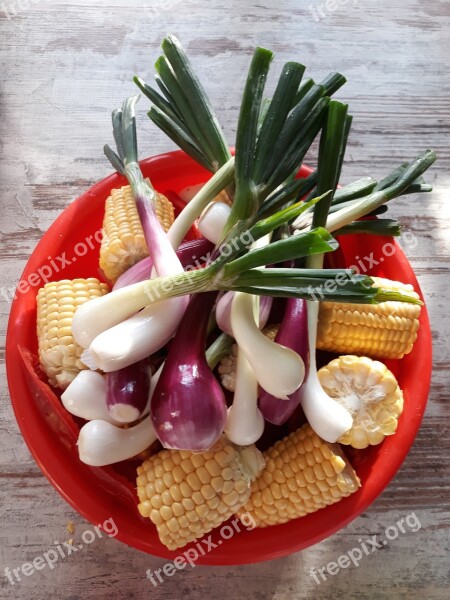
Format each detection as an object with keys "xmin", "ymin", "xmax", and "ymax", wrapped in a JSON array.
[{"xmin": 35, "ymin": 35, "xmax": 435, "ymax": 551}]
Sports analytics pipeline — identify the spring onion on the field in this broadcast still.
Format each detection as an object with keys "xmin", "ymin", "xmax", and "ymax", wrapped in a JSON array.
[
  {"xmin": 216, "ymin": 291, "xmax": 273, "ymax": 337},
  {"xmin": 167, "ymin": 158, "xmax": 235, "ymax": 248},
  {"xmin": 259, "ymin": 298, "xmax": 309, "ymax": 425},
  {"xmin": 136, "ymin": 34, "xmax": 232, "ymax": 174},
  {"xmin": 299, "ymin": 100, "xmax": 355, "ymax": 441},
  {"xmin": 230, "ymin": 292, "xmax": 304, "ymax": 399},
  {"xmin": 198, "ymin": 201, "xmax": 232, "ymax": 245},
  {"xmin": 85, "ymin": 296, "xmax": 189, "ymax": 372},
  {"xmin": 105, "ymin": 359, "xmax": 151, "ymax": 423},
  {"xmin": 78, "ymin": 417, "xmax": 157, "ymax": 467},
  {"xmin": 61, "ymin": 371, "xmax": 120, "ymax": 425},
  {"xmin": 299, "ymin": 301, "xmax": 353, "ymax": 442},
  {"xmin": 72, "ymin": 96, "xmax": 188, "ymax": 349},
  {"xmin": 226, "ymin": 344, "xmax": 265, "ymax": 446},
  {"xmin": 150, "ymin": 292, "xmax": 227, "ymax": 451},
  {"xmin": 325, "ymin": 150, "xmax": 436, "ymax": 232},
  {"xmin": 113, "ymin": 238, "xmax": 214, "ymax": 290}
]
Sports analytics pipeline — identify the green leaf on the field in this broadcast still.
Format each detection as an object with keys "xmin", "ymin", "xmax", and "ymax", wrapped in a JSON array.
[
  {"xmin": 292, "ymin": 77, "xmax": 315, "ymax": 107},
  {"xmin": 258, "ymin": 171, "xmax": 318, "ymax": 217},
  {"xmin": 320, "ymin": 72, "xmax": 347, "ymax": 96},
  {"xmin": 161, "ymin": 34, "xmax": 231, "ymax": 170},
  {"xmin": 266, "ymin": 84, "xmax": 326, "ymax": 177},
  {"xmin": 265, "ymin": 96, "xmax": 330, "ymax": 194},
  {"xmin": 252, "ymin": 193, "xmax": 329, "ymax": 239},
  {"xmin": 336, "ymin": 114, "xmax": 353, "ymax": 181},
  {"xmin": 104, "ymin": 144, "xmax": 124, "ymax": 175},
  {"xmin": 225, "ymin": 47, "xmax": 274, "ymax": 231},
  {"xmin": 332, "ymin": 177, "xmax": 377, "ymax": 205},
  {"xmin": 312, "ymin": 100, "xmax": 349, "ymax": 228},
  {"xmin": 223, "ymin": 227, "xmax": 338, "ymax": 277},
  {"xmin": 121, "ymin": 96, "xmax": 139, "ymax": 165},
  {"xmin": 112, "ymin": 109, "xmax": 125, "ymax": 161},
  {"xmin": 334, "ymin": 218, "xmax": 401, "ymax": 237},
  {"xmin": 155, "ymin": 55, "xmax": 217, "ymax": 167},
  {"xmin": 148, "ymin": 107, "xmax": 213, "ymax": 172},
  {"xmin": 374, "ymin": 162, "xmax": 409, "ymax": 191},
  {"xmin": 134, "ymin": 75, "xmax": 182, "ymax": 126},
  {"xmin": 252, "ymin": 61, "xmax": 305, "ymax": 182}
]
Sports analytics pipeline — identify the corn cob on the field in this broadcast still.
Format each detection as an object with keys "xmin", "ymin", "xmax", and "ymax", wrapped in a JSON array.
[
  {"xmin": 318, "ymin": 355, "xmax": 403, "ymax": 449},
  {"xmin": 136, "ymin": 439, "xmax": 264, "ymax": 550},
  {"xmin": 317, "ymin": 277, "xmax": 421, "ymax": 360},
  {"xmin": 99, "ymin": 183, "xmax": 175, "ymax": 282},
  {"xmin": 218, "ymin": 324, "xmax": 278, "ymax": 392},
  {"xmin": 36, "ymin": 278, "xmax": 109, "ymax": 389},
  {"xmin": 237, "ymin": 424, "xmax": 360, "ymax": 528}
]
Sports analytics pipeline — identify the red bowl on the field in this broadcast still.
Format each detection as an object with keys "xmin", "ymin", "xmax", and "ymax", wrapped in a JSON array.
[{"xmin": 6, "ymin": 151, "xmax": 431, "ymax": 565}]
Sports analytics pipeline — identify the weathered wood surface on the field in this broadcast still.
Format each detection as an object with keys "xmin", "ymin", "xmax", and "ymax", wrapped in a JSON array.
[{"xmin": 0, "ymin": 0, "xmax": 449, "ymax": 598}]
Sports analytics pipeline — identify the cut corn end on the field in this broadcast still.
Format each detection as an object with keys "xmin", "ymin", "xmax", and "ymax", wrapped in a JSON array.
[
  {"xmin": 99, "ymin": 183, "xmax": 174, "ymax": 282},
  {"xmin": 36, "ymin": 278, "xmax": 109, "ymax": 389},
  {"xmin": 318, "ymin": 355, "xmax": 404, "ymax": 449},
  {"xmin": 136, "ymin": 439, "xmax": 263, "ymax": 551},
  {"xmin": 237, "ymin": 424, "xmax": 360, "ymax": 528},
  {"xmin": 218, "ymin": 324, "xmax": 278, "ymax": 393}
]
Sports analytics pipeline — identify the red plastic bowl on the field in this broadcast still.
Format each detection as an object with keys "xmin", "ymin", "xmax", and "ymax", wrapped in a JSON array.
[{"xmin": 6, "ymin": 151, "xmax": 431, "ymax": 565}]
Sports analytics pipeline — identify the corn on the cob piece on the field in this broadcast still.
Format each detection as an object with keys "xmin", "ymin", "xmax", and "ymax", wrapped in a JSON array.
[
  {"xmin": 317, "ymin": 277, "xmax": 421, "ymax": 360},
  {"xmin": 218, "ymin": 324, "xmax": 278, "ymax": 392},
  {"xmin": 237, "ymin": 424, "xmax": 360, "ymax": 528},
  {"xmin": 99, "ymin": 183, "xmax": 175, "ymax": 282},
  {"xmin": 318, "ymin": 355, "xmax": 403, "ymax": 449},
  {"xmin": 37, "ymin": 278, "xmax": 109, "ymax": 389},
  {"xmin": 136, "ymin": 439, "xmax": 264, "ymax": 550}
]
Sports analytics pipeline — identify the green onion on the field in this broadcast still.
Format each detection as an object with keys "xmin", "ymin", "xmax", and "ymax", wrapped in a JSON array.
[
  {"xmin": 136, "ymin": 35, "xmax": 231, "ymax": 173},
  {"xmin": 334, "ymin": 218, "xmax": 401, "ymax": 237},
  {"xmin": 312, "ymin": 101, "xmax": 349, "ymax": 228},
  {"xmin": 326, "ymin": 149, "xmax": 436, "ymax": 232},
  {"xmin": 229, "ymin": 47, "xmax": 274, "ymax": 229},
  {"xmin": 222, "ymin": 227, "xmax": 338, "ymax": 278},
  {"xmin": 332, "ymin": 177, "xmax": 377, "ymax": 204},
  {"xmin": 252, "ymin": 61, "xmax": 306, "ymax": 182}
]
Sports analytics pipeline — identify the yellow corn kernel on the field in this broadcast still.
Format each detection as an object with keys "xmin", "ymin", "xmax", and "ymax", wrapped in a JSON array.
[
  {"xmin": 136, "ymin": 439, "xmax": 264, "ymax": 550},
  {"xmin": 99, "ymin": 183, "xmax": 174, "ymax": 282},
  {"xmin": 218, "ymin": 324, "xmax": 278, "ymax": 392},
  {"xmin": 36, "ymin": 278, "xmax": 109, "ymax": 389},
  {"xmin": 237, "ymin": 424, "xmax": 360, "ymax": 528},
  {"xmin": 317, "ymin": 277, "xmax": 421, "ymax": 360},
  {"xmin": 318, "ymin": 355, "xmax": 404, "ymax": 449}
]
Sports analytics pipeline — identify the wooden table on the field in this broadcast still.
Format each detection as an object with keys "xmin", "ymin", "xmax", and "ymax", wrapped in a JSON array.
[{"xmin": 1, "ymin": 1, "xmax": 449, "ymax": 598}]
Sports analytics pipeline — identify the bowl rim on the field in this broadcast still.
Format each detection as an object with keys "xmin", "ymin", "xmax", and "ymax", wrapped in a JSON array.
[{"xmin": 6, "ymin": 150, "xmax": 432, "ymax": 565}]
